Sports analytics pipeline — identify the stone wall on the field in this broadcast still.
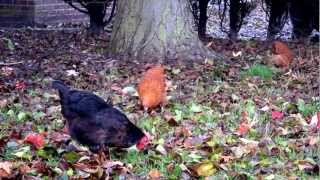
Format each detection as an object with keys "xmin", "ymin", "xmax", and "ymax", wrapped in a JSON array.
[{"xmin": 0, "ymin": 0, "xmax": 87, "ymax": 27}]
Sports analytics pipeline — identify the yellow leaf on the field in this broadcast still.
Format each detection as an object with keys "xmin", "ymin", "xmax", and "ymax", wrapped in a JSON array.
[{"xmin": 195, "ymin": 161, "xmax": 217, "ymax": 177}]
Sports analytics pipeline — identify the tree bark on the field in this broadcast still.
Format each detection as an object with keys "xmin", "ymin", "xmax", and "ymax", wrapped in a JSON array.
[
  {"xmin": 87, "ymin": 2, "xmax": 106, "ymax": 35},
  {"xmin": 108, "ymin": 0, "xmax": 220, "ymax": 61},
  {"xmin": 198, "ymin": 0, "xmax": 210, "ymax": 38}
]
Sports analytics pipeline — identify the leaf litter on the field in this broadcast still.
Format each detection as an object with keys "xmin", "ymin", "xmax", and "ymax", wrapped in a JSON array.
[{"xmin": 0, "ymin": 29, "xmax": 319, "ymax": 179}]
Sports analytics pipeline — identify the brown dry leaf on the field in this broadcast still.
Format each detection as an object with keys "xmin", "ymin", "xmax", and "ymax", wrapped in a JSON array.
[
  {"xmin": 167, "ymin": 163, "xmax": 175, "ymax": 173},
  {"xmin": 309, "ymin": 136, "xmax": 318, "ymax": 146},
  {"xmin": 32, "ymin": 160, "xmax": 47, "ymax": 174},
  {"xmin": 110, "ymin": 83, "xmax": 122, "ymax": 93},
  {"xmin": 49, "ymin": 131, "xmax": 70, "ymax": 143},
  {"xmin": 74, "ymin": 163, "xmax": 99, "ymax": 174},
  {"xmin": 148, "ymin": 169, "xmax": 161, "ymax": 179},
  {"xmin": 155, "ymin": 144, "xmax": 167, "ymax": 155},
  {"xmin": 0, "ymin": 99, "xmax": 8, "ymax": 108},
  {"xmin": 220, "ymin": 155, "xmax": 234, "ymax": 163},
  {"xmin": 163, "ymin": 111, "xmax": 178, "ymax": 126},
  {"xmin": 0, "ymin": 161, "xmax": 13, "ymax": 177},
  {"xmin": 206, "ymin": 41, "xmax": 214, "ymax": 48},
  {"xmin": 295, "ymin": 160, "xmax": 318, "ymax": 174},
  {"xmin": 175, "ymin": 126, "xmax": 192, "ymax": 137},
  {"xmin": 19, "ymin": 164, "xmax": 31, "ymax": 174},
  {"xmin": 182, "ymin": 127, "xmax": 192, "ymax": 137},
  {"xmin": 102, "ymin": 160, "xmax": 124, "ymax": 169}
]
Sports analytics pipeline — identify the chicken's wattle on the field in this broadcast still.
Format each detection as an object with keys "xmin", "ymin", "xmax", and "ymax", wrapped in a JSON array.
[{"xmin": 136, "ymin": 136, "xmax": 149, "ymax": 150}]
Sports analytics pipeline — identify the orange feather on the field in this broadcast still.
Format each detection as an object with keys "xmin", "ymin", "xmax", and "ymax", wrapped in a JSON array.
[
  {"xmin": 269, "ymin": 41, "xmax": 294, "ymax": 68},
  {"xmin": 138, "ymin": 65, "xmax": 166, "ymax": 109}
]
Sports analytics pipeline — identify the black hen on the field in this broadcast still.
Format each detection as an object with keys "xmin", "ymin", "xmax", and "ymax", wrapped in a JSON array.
[{"xmin": 52, "ymin": 80, "xmax": 148, "ymax": 153}]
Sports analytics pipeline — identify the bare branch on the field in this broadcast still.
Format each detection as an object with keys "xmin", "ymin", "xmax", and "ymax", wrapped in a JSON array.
[
  {"xmin": 63, "ymin": 0, "xmax": 88, "ymax": 14},
  {"xmin": 104, "ymin": 0, "xmax": 117, "ymax": 26}
]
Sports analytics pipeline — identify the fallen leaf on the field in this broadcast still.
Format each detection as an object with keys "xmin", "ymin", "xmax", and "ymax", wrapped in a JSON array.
[
  {"xmin": 166, "ymin": 163, "xmax": 175, "ymax": 173},
  {"xmin": 236, "ymin": 121, "xmax": 251, "ymax": 136},
  {"xmin": 49, "ymin": 131, "xmax": 70, "ymax": 143},
  {"xmin": 19, "ymin": 164, "xmax": 31, "ymax": 175},
  {"xmin": 32, "ymin": 160, "xmax": 47, "ymax": 174},
  {"xmin": 232, "ymin": 51, "xmax": 242, "ymax": 57},
  {"xmin": 231, "ymin": 146, "xmax": 245, "ymax": 159},
  {"xmin": 163, "ymin": 111, "xmax": 178, "ymax": 126},
  {"xmin": 260, "ymin": 105, "xmax": 270, "ymax": 111},
  {"xmin": 1, "ymin": 67, "xmax": 13, "ymax": 76},
  {"xmin": 66, "ymin": 69, "xmax": 79, "ymax": 77},
  {"xmin": 15, "ymin": 80, "xmax": 26, "ymax": 90},
  {"xmin": 13, "ymin": 146, "xmax": 32, "ymax": 160},
  {"xmin": 24, "ymin": 133, "xmax": 45, "ymax": 149},
  {"xmin": 73, "ymin": 163, "xmax": 99, "ymax": 174},
  {"xmin": 102, "ymin": 160, "xmax": 124, "ymax": 169},
  {"xmin": 0, "ymin": 99, "xmax": 8, "ymax": 108},
  {"xmin": 313, "ymin": 112, "xmax": 320, "ymax": 129},
  {"xmin": 265, "ymin": 174, "xmax": 275, "ymax": 180},
  {"xmin": 271, "ymin": 111, "xmax": 284, "ymax": 120},
  {"xmin": 317, "ymin": 112, "xmax": 320, "ymax": 129},
  {"xmin": 148, "ymin": 169, "xmax": 161, "ymax": 179},
  {"xmin": 295, "ymin": 159, "xmax": 319, "ymax": 174},
  {"xmin": 63, "ymin": 151, "xmax": 80, "ymax": 163},
  {"xmin": 206, "ymin": 42, "xmax": 214, "ymax": 48},
  {"xmin": 155, "ymin": 144, "xmax": 167, "ymax": 155},
  {"xmin": 121, "ymin": 86, "xmax": 138, "ymax": 96},
  {"xmin": 194, "ymin": 161, "xmax": 217, "ymax": 177},
  {"xmin": 0, "ymin": 161, "xmax": 13, "ymax": 177},
  {"xmin": 309, "ymin": 136, "xmax": 318, "ymax": 146},
  {"xmin": 220, "ymin": 155, "xmax": 234, "ymax": 163}
]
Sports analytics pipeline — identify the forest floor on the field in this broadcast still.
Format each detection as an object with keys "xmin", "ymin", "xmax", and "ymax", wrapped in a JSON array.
[{"xmin": 0, "ymin": 29, "xmax": 319, "ymax": 179}]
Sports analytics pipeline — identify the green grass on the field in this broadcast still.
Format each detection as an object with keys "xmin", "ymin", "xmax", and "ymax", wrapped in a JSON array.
[
  {"xmin": 111, "ymin": 150, "xmax": 182, "ymax": 178},
  {"xmin": 297, "ymin": 98, "xmax": 320, "ymax": 117},
  {"xmin": 241, "ymin": 64, "xmax": 275, "ymax": 80}
]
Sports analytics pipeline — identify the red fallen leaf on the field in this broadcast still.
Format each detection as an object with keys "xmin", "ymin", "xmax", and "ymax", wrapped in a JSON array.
[
  {"xmin": 271, "ymin": 111, "xmax": 284, "ymax": 120},
  {"xmin": 0, "ymin": 161, "xmax": 13, "ymax": 178},
  {"xmin": 19, "ymin": 164, "xmax": 31, "ymax": 175},
  {"xmin": 317, "ymin": 112, "xmax": 320, "ymax": 129},
  {"xmin": 15, "ymin": 80, "xmax": 26, "ymax": 90},
  {"xmin": 24, "ymin": 133, "xmax": 45, "ymax": 149},
  {"xmin": 32, "ymin": 160, "xmax": 47, "ymax": 174},
  {"xmin": 236, "ymin": 111, "xmax": 250, "ymax": 136},
  {"xmin": 236, "ymin": 121, "xmax": 250, "ymax": 135}
]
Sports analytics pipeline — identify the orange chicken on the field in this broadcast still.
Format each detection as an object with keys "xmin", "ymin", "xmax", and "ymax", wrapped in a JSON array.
[
  {"xmin": 268, "ymin": 41, "xmax": 294, "ymax": 68},
  {"xmin": 138, "ymin": 65, "xmax": 166, "ymax": 110}
]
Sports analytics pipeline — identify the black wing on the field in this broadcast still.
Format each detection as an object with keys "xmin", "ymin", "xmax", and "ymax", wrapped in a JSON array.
[
  {"xmin": 94, "ymin": 107, "xmax": 145, "ymax": 148},
  {"xmin": 67, "ymin": 90, "xmax": 111, "ymax": 117}
]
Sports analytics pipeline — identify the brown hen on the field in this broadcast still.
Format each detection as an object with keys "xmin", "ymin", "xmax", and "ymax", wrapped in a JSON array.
[
  {"xmin": 268, "ymin": 41, "xmax": 294, "ymax": 68},
  {"xmin": 138, "ymin": 65, "xmax": 166, "ymax": 110}
]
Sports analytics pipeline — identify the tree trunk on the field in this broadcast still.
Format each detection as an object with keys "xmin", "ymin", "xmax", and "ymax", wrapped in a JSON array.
[
  {"xmin": 109, "ymin": 0, "xmax": 220, "ymax": 61},
  {"xmin": 87, "ymin": 2, "xmax": 106, "ymax": 35},
  {"xmin": 266, "ymin": 0, "xmax": 289, "ymax": 40},
  {"xmin": 198, "ymin": 0, "xmax": 210, "ymax": 38}
]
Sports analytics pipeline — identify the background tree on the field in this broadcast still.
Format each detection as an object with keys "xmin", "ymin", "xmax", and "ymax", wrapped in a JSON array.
[
  {"xmin": 192, "ymin": 0, "xmax": 257, "ymax": 39},
  {"xmin": 63, "ymin": 0, "xmax": 116, "ymax": 34},
  {"xmin": 109, "ymin": 0, "xmax": 220, "ymax": 61},
  {"xmin": 266, "ymin": 0, "xmax": 319, "ymax": 40},
  {"xmin": 228, "ymin": 0, "xmax": 257, "ymax": 40}
]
